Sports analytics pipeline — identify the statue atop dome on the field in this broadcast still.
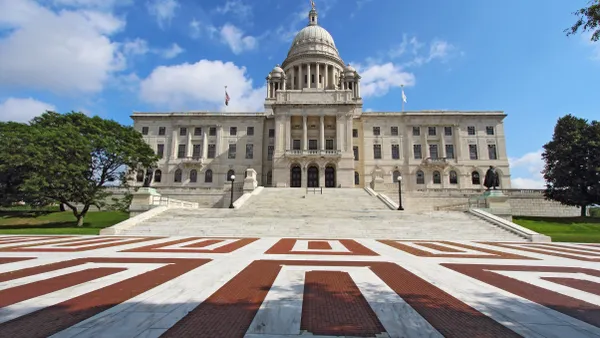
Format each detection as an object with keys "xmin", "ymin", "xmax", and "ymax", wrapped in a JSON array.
[{"xmin": 310, "ymin": 0, "xmax": 316, "ymax": 10}]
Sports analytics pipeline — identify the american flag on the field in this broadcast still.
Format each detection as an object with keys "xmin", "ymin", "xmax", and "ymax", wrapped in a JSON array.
[{"xmin": 225, "ymin": 86, "xmax": 230, "ymax": 106}]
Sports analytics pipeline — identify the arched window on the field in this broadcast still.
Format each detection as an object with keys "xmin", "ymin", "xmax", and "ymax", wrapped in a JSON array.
[
  {"xmin": 472, "ymin": 171, "xmax": 481, "ymax": 185},
  {"xmin": 449, "ymin": 170, "xmax": 458, "ymax": 184},
  {"xmin": 136, "ymin": 170, "xmax": 144, "ymax": 182},
  {"xmin": 354, "ymin": 171, "xmax": 360, "ymax": 185},
  {"xmin": 205, "ymin": 169, "xmax": 213, "ymax": 183},
  {"xmin": 227, "ymin": 169, "xmax": 235, "ymax": 181},
  {"xmin": 392, "ymin": 170, "xmax": 401, "ymax": 183},
  {"xmin": 154, "ymin": 169, "xmax": 162, "ymax": 183},
  {"xmin": 433, "ymin": 171, "xmax": 441, "ymax": 184},
  {"xmin": 190, "ymin": 169, "xmax": 197, "ymax": 183},
  {"xmin": 174, "ymin": 169, "xmax": 182, "ymax": 183},
  {"xmin": 266, "ymin": 171, "xmax": 272, "ymax": 186},
  {"xmin": 416, "ymin": 170, "xmax": 425, "ymax": 185}
]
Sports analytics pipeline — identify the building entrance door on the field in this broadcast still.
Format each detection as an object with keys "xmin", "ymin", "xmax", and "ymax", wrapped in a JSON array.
[
  {"xmin": 307, "ymin": 166, "xmax": 319, "ymax": 187},
  {"xmin": 290, "ymin": 165, "xmax": 302, "ymax": 188},
  {"xmin": 325, "ymin": 166, "xmax": 336, "ymax": 187}
]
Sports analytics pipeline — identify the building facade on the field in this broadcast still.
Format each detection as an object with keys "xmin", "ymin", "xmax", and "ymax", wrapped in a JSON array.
[{"xmin": 132, "ymin": 6, "xmax": 512, "ymax": 191}]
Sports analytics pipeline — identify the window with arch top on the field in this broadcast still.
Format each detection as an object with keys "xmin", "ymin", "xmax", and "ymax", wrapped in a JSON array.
[
  {"xmin": 205, "ymin": 169, "xmax": 213, "ymax": 183},
  {"xmin": 433, "ymin": 171, "xmax": 441, "ymax": 184},
  {"xmin": 471, "ymin": 171, "xmax": 481, "ymax": 185},
  {"xmin": 174, "ymin": 169, "xmax": 182, "ymax": 183},
  {"xmin": 416, "ymin": 170, "xmax": 425, "ymax": 185},
  {"xmin": 392, "ymin": 170, "xmax": 401, "ymax": 183},
  {"xmin": 449, "ymin": 170, "xmax": 458, "ymax": 184},
  {"xmin": 136, "ymin": 170, "xmax": 144, "ymax": 182},
  {"xmin": 227, "ymin": 169, "xmax": 235, "ymax": 182},
  {"xmin": 154, "ymin": 169, "xmax": 162, "ymax": 183},
  {"xmin": 189, "ymin": 169, "xmax": 197, "ymax": 183},
  {"xmin": 354, "ymin": 171, "xmax": 360, "ymax": 185}
]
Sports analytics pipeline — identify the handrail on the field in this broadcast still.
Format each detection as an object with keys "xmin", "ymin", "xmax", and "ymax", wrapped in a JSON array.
[{"xmin": 305, "ymin": 186, "xmax": 323, "ymax": 195}]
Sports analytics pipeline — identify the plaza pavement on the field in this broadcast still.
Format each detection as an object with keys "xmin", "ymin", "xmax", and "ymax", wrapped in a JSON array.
[{"xmin": 0, "ymin": 235, "xmax": 598, "ymax": 338}]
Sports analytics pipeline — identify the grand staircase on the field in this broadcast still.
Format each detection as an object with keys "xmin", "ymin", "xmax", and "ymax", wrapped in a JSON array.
[{"xmin": 120, "ymin": 188, "xmax": 526, "ymax": 240}]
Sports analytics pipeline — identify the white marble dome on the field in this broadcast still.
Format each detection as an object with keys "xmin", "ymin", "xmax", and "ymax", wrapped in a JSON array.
[{"xmin": 286, "ymin": 24, "xmax": 340, "ymax": 59}]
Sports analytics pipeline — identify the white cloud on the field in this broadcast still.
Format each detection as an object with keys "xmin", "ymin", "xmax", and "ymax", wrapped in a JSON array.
[
  {"xmin": 0, "ymin": 97, "xmax": 56, "ymax": 122},
  {"xmin": 509, "ymin": 150, "xmax": 546, "ymax": 189},
  {"xmin": 160, "ymin": 43, "xmax": 184, "ymax": 59},
  {"xmin": 388, "ymin": 34, "xmax": 423, "ymax": 58},
  {"xmin": 353, "ymin": 62, "xmax": 415, "ymax": 98},
  {"xmin": 139, "ymin": 60, "xmax": 265, "ymax": 112},
  {"xmin": 213, "ymin": 0, "xmax": 252, "ymax": 21},
  {"xmin": 49, "ymin": 0, "xmax": 133, "ymax": 9},
  {"xmin": 146, "ymin": 0, "xmax": 179, "ymax": 29},
  {"xmin": 388, "ymin": 35, "xmax": 460, "ymax": 67},
  {"xmin": 0, "ymin": 0, "xmax": 126, "ymax": 94},
  {"xmin": 220, "ymin": 23, "xmax": 257, "ymax": 54},
  {"xmin": 123, "ymin": 38, "xmax": 150, "ymax": 56}
]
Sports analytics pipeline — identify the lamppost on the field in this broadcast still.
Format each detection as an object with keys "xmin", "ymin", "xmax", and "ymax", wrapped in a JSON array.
[
  {"xmin": 228, "ymin": 175, "xmax": 236, "ymax": 209},
  {"xmin": 397, "ymin": 175, "xmax": 404, "ymax": 211}
]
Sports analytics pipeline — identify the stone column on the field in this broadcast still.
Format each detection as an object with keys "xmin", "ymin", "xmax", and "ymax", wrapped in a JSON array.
[
  {"xmin": 325, "ymin": 64, "xmax": 329, "ymax": 89},
  {"xmin": 187, "ymin": 128, "xmax": 193, "ymax": 157},
  {"xmin": 454, "ymin": 125, "xmax": 462, "ymax": 160},
  {"xmin": 202, "ymin": 127, "xmax": 208, "ymax": 158},
  {"xmin": 216, "ymin": 125, "xmax": 223, "ymax": 158},
  {"xmin": 302, "ymin": 115, "xmax": 308, "ymax": 151},
  {"xmin": 316, "ymin": 62, "xmax": 320, "ymax": 89},
  {"xmin": 356, "ymin": 79, "xmax": 361, "ymax": 97},
  {"xmin": 291, "ymin": 67, "xmax": 295, "ymax": 90},
  {"xmin": 440, "ymin": 129, "xmax": 446, "ymax": 158},
  {"xmin": 346, "ymin": 115, "xmax": 352, "ymax": 152},
  {"xmin": 336, "ymin": 115, "xmax": 343, "ymax": 151},
  {"xmin": 282, "ymin": 76, "xmax": 286, "ymax": 90},
  {"xmin": 320, "ymin": 115, "xmax": 325, "ymax": 150},
  {"xmin": 285, "ymin": 116, "xmax": 291, "ymax": 150},
  {"xmin": 421, "ymin": 132, "xmax": 430, "ymax": 159},
  {"xmin": 171, "ymin": 128, "xmax": 178, "ymax": 159},
  {"xmin": 307, "ymin": 63, "xmax": 311, "ymax": 88},
  {"xmin": 299, "ymin": 64, "xmax": 303, "ymax": 89}
]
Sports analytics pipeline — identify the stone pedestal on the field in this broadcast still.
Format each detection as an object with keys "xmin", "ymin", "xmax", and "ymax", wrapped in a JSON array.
[
  {"xmin": 483, "ymin": 190, "xmax": 513, "ymax": 221},
  {"xmin": 129, "ymin": 187, "xmax": 161, "ymax": 217},
  {"xmin": 371, "ymin": 167, "xmax": 385, "ymax": 192},
  {"xmin": 243, "ymin": 168, "xmax": 258, "ymax": 192}
]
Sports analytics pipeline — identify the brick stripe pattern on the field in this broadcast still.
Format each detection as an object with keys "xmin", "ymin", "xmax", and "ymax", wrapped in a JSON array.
[
  {"xmin": 380, "ymin": 240, "xmax": 534, "ymax": 259},
  {"xmin": 0, "ymin": 236, "xmax": 161, "ymax": 252},
  {"xmin": 481, "ymin": 242, "xmax": 600, "ymax": 261},
  {"xmin": 265, "ymin": 239, "xmax": 379, "ymax": 256},
  {"xmin": 122, "ymin": 237, "xmax": 258, "ymax": 253}
]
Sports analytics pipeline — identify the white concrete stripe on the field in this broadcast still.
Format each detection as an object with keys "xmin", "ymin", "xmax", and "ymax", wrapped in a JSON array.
[
  {"xmin": 398, "ymin": 241, "xmax": 496, "ymax": 256},
  {"xmin": 158, "ymin": 238, "xmax": 238, "ymax": 251}
]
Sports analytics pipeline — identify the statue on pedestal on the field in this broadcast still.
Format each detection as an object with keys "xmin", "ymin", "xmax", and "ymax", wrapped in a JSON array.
[
  {"xmin": 484, "ymin": 166, "xmax": 500, "ymax": 190},
  {"xmin": 142, "ymin": 167, "xmax": 154, "ymax": 188}
]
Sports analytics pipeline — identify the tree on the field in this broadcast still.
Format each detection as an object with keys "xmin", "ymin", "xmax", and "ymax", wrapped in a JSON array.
[
  {"xmin": 565, "ymin": 0, "xmax": 600, "ymax": 42},
  {"xmin": 0, "ymin": 122, "xmax": 33, "ymax": 206},
  {"xmin": 542, "ymin": 115, "xmax": 600, "ymax": 217},
  {"xmin": 4, "ymin": 112, "xmax": 157, "ymax": 226}
]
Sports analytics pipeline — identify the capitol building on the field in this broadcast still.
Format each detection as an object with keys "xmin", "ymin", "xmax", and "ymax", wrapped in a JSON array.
[{"xmin": 132, "ymin": 5, "xmax": 511, "ymax": 192}]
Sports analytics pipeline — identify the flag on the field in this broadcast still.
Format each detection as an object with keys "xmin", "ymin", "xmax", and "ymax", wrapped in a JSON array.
[
  {"xmin": 401, "ymin": 87, "xmax": 407, "ymax": 103},
  {"xmin": 225, "ymin": 86, "xmax": 230, "ymax": 106}
]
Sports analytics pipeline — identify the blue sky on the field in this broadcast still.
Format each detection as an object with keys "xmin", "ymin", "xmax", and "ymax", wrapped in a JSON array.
[{"xmin": 1, "ymin": 0, "xmax": 599, "ymax": 188}]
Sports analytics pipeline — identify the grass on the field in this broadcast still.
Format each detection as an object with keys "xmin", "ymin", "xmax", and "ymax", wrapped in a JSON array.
[
  {"xmin": 513, "ymin": 216, "xmax": 600, "ymax": 243},
  {"xmin": 0, "ymin": 210, "xmax": 128, "ymax": 235}
]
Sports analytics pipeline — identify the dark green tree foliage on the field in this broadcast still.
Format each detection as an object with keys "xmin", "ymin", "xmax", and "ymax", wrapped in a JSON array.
[
  {"xmin": 0, "ymin": 122, "xmax": 37, "ymax": 206},
  {"xmin": 566, "ymin": 0, "xmax": 600, "ymax": 42},
  {"xmin": 542, "ymin": 115, "xmax": 600, "ymax": 217},
  {"xmin": 1, "ymin": 112, "xmax": 157, "ymax": 226}
]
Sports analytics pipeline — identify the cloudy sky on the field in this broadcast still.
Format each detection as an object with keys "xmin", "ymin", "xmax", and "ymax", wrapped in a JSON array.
[{"xmin": 1, "ymin": 0, "xmax": 599, "ymax": 188}]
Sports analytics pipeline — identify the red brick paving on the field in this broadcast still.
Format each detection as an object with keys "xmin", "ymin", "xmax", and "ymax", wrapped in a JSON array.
[
  {"xmin": 542, "ymin": 277, "xmax": 600, "ymax": 296},
  {"xmin": 182, "ymin": 239, "xmax": 224, "ymax": 248},
  {"xmin": 443, "ymin": 264, "xmax": 600, "ymax": 328},
  {"xmin": 307, "ymin": 241, "xmax": 332, "ymax": 250},
  {"xmin": 265, "ymin": 239, "xmax": 379, "ymax": 256},
  {"xmin": 380, "ymin": 240, "xmax": 534, "ymax": 259},
  {"xmin": 527, "ymin": 244, "xmax": 600, "ymax": 256},
  {"xmin": 0, "ymin": 237, "xmax": 161, "ymax": 252},
  {"xmin": 162, "ymin": 260, "xmax": 520, "ymax": 338},
  {"xmin": 0, "ymin": 257, "xmax": 34, "ymax": 265},
  {"xmin": 0, "ymin": 257, "xmax": 210, "ymax": 338},
  {"xmin": 301, "ymin": 271, "xmax": 386, "ymax": 337},
  {"xmin": 482, "ymin": 242, "xmax": 600, "ymax": 262},
  {"xmin": 123, "ymin": 237, "xmax": 257, "ymax": 253},
  {"xmin": 413, "ymin": 242, "xmax": 466, "ymax": 252}
]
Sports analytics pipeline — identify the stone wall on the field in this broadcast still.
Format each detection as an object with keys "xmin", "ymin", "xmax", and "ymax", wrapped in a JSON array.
[{"xmin": 102, "ymin": 186, "xmax": 226, "ymax": 208}]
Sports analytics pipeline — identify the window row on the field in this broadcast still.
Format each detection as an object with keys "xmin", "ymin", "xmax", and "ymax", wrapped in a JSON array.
[
  {"xmin": 141, "ymin": 126, "xmax": 276, "ymax": 138},
  {"xmin": 356, "ymin": 126, "xmax": 496, "ymax": 137},
  {"xmin": 290, "ymin": 139, "xmax": 336, "ymax": 150},
  {"xmin": 412, "ymin": 170, "xmax": 489, "ymax": 185},
  {"xmin": 155, "ymin": 144, "xmax": 275, "ymax": 161},
  {"xmin": 136, "ymin": 169, "xmax": 243, "ymax": 184}
]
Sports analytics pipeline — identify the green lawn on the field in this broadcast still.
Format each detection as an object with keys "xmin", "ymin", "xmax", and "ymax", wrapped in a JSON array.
[
  {"xmin": 513, "ymin": 216, "xmax": 600, "ymax": 243},
  {"xmin": 0, "ymin": 210, "xmax": 128, "ymax": 235}
]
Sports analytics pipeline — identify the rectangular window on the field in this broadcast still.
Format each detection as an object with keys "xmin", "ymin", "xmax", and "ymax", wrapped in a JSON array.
[
  {"xmin": 293, "ymin": 139, "xmax": 301, "ymax": 150},
  {"xmin": 486, "ymin": 126, "xmax": 495, "ymax": 135},
  {"xmin": 177, "ymin": 144, "xmax": 186, "ymax": 158},
  {"xmin": 304, "ymin": 75, "xmax": 307, "ymax": 84},
  {"xmin": 228, "ymin": 144, "xmax": 236, "ymax": 159},
  {"xmin": 179, "ymin": 127, "xmax": 187, "ymax": 136},
  {"xmin": 192, "ymin": 144, "xmax": 202, "ymax": 158},
  {"xmin": 309, "ymin": 139, "xmax": 318, "ymax": 150},
  {"xmin": 488, "ymin": 144, "xmax": 497, "ymax": 160},
  {"xmin": 353, "ymin": 146, "xmax": 359, "ymax": 161},
  {"xmin": 391, "ymin": 126, "xmax": 399, "ymax": 136},
  {"xmin": 245, "ymin": 144, "xmax": 254, "ymax": 159},
  {"xmin": 157, "ymin": 144, "xmax": 164, "ymax": 158},
  {"xmin": 430, "ymin": 144, "xmax": 438, "ymax": 159},
  {"xmin": 373, "ymin": 144, "xmax": 381, "ymax": 159},
  {"xmin": 326, "ymin": 139, "xmax": 334, "ymax": 150},
  {"xmin": 194, "ymin": 127, "xmax": 202, "ymax": 136},
  {"xmin": 207, "ymin": 144, "xmax": 216, "ymax": 158},
  {"xmin": 445, "ymin": 144, "xmax": 454, "ymax": 159},
  {"xmin": 391, "ymin": 144, "xmax": 400, "ymax": 159},
  {"xmin": 468, "ymin": 126, "xmax": 476, "ymax": 135},
  {"xmin": 247, "ymin": 126, "xmax": 254, "ymax": 136},
  {"xmin": 267, "ymin": 146, "xmax": 274, "ymax": 160},
  {"xmin": 311, "ymin": 74, "xmax": 314, "ymax": 83},
  {"xmin": 268, "ymin": 129, "xmax": 275, "ymax": 138},
  {"xmin": 353, "ymin": 129, "xmax": 358, "ymax": 138},
  {"xmin": 428, "ymin": 127, "xmax": 436, "ymax": 136},
  {"xmin": 158, "ymin": 127, "xmax": 166, "ymax": 136},
  {"xmin": 413, "ymin": 144, "xmax": 422, "ymax": 159},
  {"xmin": 373, "ymin": 126, "xmax": 380, "ymax": 136},
  {"xmin": 444, "ymin": 126, "xmax": 452, "ymax": 136},
  {"xmin": 469, "ymin": 144, "xmax": 478, "ymax": 160},
  {"xmin": 141, "ymin": 127, "xmax": 149, "ymax": 135},
  {"xmin": 229, "ymin": 127, "xmax": 237, "ymax": 136},
  {"xmin": 412, "ymin": 126, "xmax": 420, "ymax": 136},
  {"xmin": 209, "ymin": 127, "xmax": 216, "ymax": 136}
]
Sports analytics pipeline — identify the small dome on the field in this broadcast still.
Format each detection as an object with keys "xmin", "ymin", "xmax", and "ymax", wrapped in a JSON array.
[
  {"xmin": 272, "ymin": 65, "xmax": 284, "ymax": 73},
  {"xmin": 344, "ymin": 64, "xmax": 356, "ymax": 73}
]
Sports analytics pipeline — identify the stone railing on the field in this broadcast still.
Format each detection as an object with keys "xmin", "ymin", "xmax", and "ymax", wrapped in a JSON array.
[
  {"xmin": 285, "ymin": 149, "xmax": 342, "ymax": 157},
  {"xmin": 274, "ymin": 89, "xmax": 357, "ymax": 104},
  {"xmin": 149, "ymin": 195, "xmax": 199, "ymax": 208},
  {"xmin": 382, "ymin": 185, "xmax": 544, "ymax": 196}
]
